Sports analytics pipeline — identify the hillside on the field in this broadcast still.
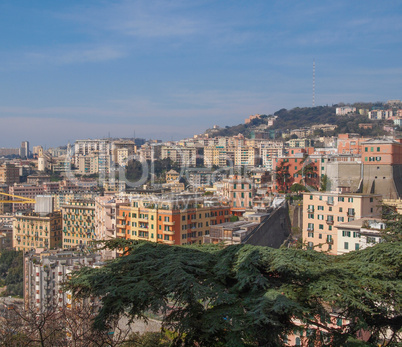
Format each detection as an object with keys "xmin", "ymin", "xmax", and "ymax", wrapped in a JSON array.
[{"xmin": 207, "ymin": 103, "xmax": 391, "ymax": 139}]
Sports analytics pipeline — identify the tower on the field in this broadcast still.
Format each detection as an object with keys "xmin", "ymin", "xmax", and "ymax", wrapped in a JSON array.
[{"xmin": 312, "ymin": 60, "xmax": 315, "ymax": 107}]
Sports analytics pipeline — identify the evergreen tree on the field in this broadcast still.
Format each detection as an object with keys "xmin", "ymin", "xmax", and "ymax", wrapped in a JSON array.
[{"xmin": 65, "ymin": 239, "xmax": 402, "ymax": 346}]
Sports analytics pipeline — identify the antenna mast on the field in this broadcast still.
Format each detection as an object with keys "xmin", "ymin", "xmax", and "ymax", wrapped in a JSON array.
[{"xmin": 312, "ymin": 59, "xmax": 315, "ymax": 107}]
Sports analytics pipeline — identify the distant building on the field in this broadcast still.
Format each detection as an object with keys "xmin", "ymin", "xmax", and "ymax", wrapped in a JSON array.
[
  {"xmin": 23, "ymin": 248, "xmax": 101, "ymax": 311},
  {"xmin": 0, "ymin": 163, "xmax": 20, "ymax": 185},
  {"xmin": 62, "ymin": 200, "xmax": 96, "ymax": 249},
  {"xmin": 19, "ymin": 141, "xmax": 29, "ymax": 158},
  {"xmin": 245, "ymin": 114, "xmax": 262, "ymax": 124},
  {"xmin": 336, "ymin": 106, "xmax": 356, "ymax": 116},
  {"xmin": 13, "ymin": 208, "xmax": 63, "ymax": 252}
]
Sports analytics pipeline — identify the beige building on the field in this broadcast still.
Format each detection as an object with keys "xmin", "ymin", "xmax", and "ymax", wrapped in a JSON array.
[
  {"xmin": 62, "ymin": 200, "xmax": 96, "ymax": 249},
  {"xmin": 13, "ymin": 211, "xmax": 63, "ymax": 252},
  {"xmin": 220, "ymin": 175, "xmax": 255, "ymax": 215},
  {"xmin": 94, "ymin": 195, "xmax": 129, "ymax": 260},
  {"xmin": 161, "ymin": 145, "xmax": 197, "ymax": 167},
  {"xmin": 302, "ymin": 188, "xmax": 381, "ymax": 255},
  {"xmin": 234, "ymin": 146, "xmax": 259, "ymax": 167},
  {"xmin": 335, "ymin": 218, "xmax": 385, "ymax": 255}
]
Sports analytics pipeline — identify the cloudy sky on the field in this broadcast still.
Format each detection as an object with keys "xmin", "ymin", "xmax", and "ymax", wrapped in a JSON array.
[{"xmin": 1, "ymin": 0, "xmax": 401, "ymax": 147}]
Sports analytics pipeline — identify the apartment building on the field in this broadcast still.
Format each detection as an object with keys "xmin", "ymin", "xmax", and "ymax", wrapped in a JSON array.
[
  {"xmin": 61, "ymin": 200, "xmax": 96, "ymax": 249},
  {"xmin": 94, "ymin": 195, "xmax": 129, "ymax": 260},
  {"xmin": 234, "ymin": 146, "xmax": 259, "ymax": 167},
  {"xmin": 302, "ymin": 189, "xmax": 381, "ymax": 255},
  {"xmin": 337, "ymin": 133, "xmax": 367, "ymax": 155},
  {"xmin": 335, "ymin": 218, "xmax": 385, "ymax": 255},
  {"xmin": 23, "ymin": 249, "xmax": 101, "ymax": 311},
  {"xmin": 116, "ymin": 196, "xmax": 230, "ymax": 245},
  {"xmin": 221, "ymin": 175, "xmax": 255, "ymax": 214},
  {"xmin": 13, "ymin": 210, "xmax": 63, "ymax": 252},
  {"xmin": 0, "ymin": 163, "xmax": 20, "ymax": 185},
  {"xmin": 272, "ymin": 152, "xmax": 319, "ymax": 192},
  {"xmin": 161, "ymin": 145, "xmax": 197, "ymax": 167}
]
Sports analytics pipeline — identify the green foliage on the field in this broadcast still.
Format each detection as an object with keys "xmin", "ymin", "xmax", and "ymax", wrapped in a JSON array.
[
  {"xmin": 66, "ymin": 240, "xmax": 402, "ymax": 347},
  {"xmin": 290, "ymin": 183, "xmax": 308, "ymax": 193},
  {"xmin": 320, "ymin": 174, "xmax": 329, "ymax": 192},
  {"xmin": 381, "ymin": 204, "xmax": 402, "ymax": 242},
  {"xmin": 126, "ymin": 158, "xmax": 181, "ymax": 184},
  {"xmin": 0, "ymin": 250, "xmax": 23, "ymax": 297}
]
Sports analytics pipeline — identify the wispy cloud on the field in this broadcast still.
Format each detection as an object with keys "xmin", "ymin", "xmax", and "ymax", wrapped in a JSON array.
[{"xmin": 24, "ymin": 45, "xmax": 126, "ymax": 65}]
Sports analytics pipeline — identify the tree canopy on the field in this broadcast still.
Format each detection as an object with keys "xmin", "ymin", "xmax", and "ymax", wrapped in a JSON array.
[{"xmin": 65, "ymin": 239, "xmax": 402, "ymax": 346}]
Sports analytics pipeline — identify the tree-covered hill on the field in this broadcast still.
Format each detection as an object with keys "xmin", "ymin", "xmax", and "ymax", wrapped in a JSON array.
[{"xmin": 208, "ymin": 102, "xmax": 391, "ymax": 139}]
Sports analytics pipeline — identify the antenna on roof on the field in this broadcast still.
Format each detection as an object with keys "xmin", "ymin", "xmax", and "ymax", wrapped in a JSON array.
[{"xmin": 312, "ymin": 59, "xmax": 315, "ymax": 107}]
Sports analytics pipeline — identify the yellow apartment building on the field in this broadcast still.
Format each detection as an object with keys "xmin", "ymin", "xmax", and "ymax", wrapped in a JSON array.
[
  {"xmin": 302, "ymin": 188, "xmax": 381, "ymax": 254},
  {"xmin": 13, "ymin": 211, "xmax": 62, "ymax": 252}
]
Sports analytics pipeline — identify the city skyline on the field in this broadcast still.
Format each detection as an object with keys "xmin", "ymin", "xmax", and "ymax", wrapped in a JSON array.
[{"xmin": 1, "ymin": 0, "xmax": 401, "ymax": 147}]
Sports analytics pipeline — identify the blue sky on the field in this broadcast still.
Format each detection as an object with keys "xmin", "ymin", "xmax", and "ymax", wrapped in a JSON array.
[{"xmin": 1, "ymin": 0, "xmax": 401, "ymax": 147}]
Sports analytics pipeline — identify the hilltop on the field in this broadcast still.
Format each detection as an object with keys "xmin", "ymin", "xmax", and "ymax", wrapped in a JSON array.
[{"xmin": 206, "ymin": 102, "xmax": 393, "ymax": 139}]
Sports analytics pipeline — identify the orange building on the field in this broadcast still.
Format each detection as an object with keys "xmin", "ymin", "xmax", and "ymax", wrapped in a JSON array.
[
  {"xmin": 272, "ymin": 152, "xmax": 319, "ymax": 192},
  {"xmin": 361, "ymin": 138, "xmax": 402, "ymax": 165},
  {"xmin": 116, "ymin": 196, "xmax": 230, "ymax": 245},
  {"xmin": 337, "ymin": 134, "xmax": 367, "ymax": 155}
]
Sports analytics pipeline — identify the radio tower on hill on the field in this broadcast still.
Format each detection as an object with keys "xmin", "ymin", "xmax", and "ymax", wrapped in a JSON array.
[{"xmin": 312, "ymin": 59, "xmax": 315, "ymax": 107}]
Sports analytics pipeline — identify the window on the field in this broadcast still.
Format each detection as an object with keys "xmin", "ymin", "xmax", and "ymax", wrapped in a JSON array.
[
  {"xmin": 308, "ymin": 232, "xmax": 314, "ymax": 238},
  {"xmin": 319, "ymin": 233, "xmax": 322, "ymax": 239},
  {"xmin": 309, "ymin": 195, "xmax": 313, "ymax": 200},
  {"xmin": 339, "ymin": 207, "xmax": 343, "ymax": 212},
  {"xmin": 348, "ymin": 198, "xmax": 353, "ymax": 203},
  {"xmin": 337, "ymin": 216, "xmax": 344, "ymax": 222},
  {"xmin": 377, "ymin": 147, "xmax": 380, "ymax": 152},
  {"xmin": 353, "ymin": 232, "xmax": 360, "ymax": 238},
  {"xmin": 355, "ymin": 243, "xmax": 359, "ymax": 250},
  {"xmin": 342, "ymin": 231, "xmax": 351, "ymax": 237},
  {"xmin": 308, "ymin": 213, "xmax": 314, "ymax": 219},
  {"xmin": 318, "ymin": 214, "xmax": 324, "ymax": 220},
  {"xmin": 319, "ymin": 224, "xmax": 324, "ymax": 230},
  {"xmin": 365, "ymin": 147, "xmax": 368, "ymax": 152},
  {"xmin": 318, "ymin": 206, "xmax": 324, "ymax": 210},
  {"xmin": 344, "ymin": 242, "xmax": 349, "ymax": 250},
  {"xmin": 307, "ymin": 242, "xmax": 314, "ymax": 249}
]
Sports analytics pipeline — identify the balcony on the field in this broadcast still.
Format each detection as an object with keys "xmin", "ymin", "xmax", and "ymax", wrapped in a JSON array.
[
  {"xmin": 307, "ymin": 227, "xmax": 314, "ymax": 232},
  {"xmin": 117, "ymin": 215, "xmax": 125, "ymax": 220},
  {"xmin": 307, "ymin": 208, "xmax": 314, "ymax": 213},
  {"xmin": 116, "ymin": 231, "xmax": 125, "ymax": 238},
  {"xmin": 116, "ymin": 224, "xmax": 126, "ymax": 229},
  {"xmin": 347, "ymin": 211, "xmax": 355, "ymax": 217},
  {"xmin": 164, "ymin": 221, "xmax": 175, "ymax": 226},
  {"xmin": 138, "ymin": 217, "xmax": 149, "ymax": 222},
  {"xmin": 326, "ymin": 200, "xmax": 334, "ymax": 206},
  {"xmin": 163, "ymin": 239, "xmax": 175, "ymax": 245},
  {"xmin": 164, "ymin": 230, "xmax": 175, "ymax": 235},
  {"xmin": 326, "ymin": 220, "xmax": 334, "ymax": 225}
]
